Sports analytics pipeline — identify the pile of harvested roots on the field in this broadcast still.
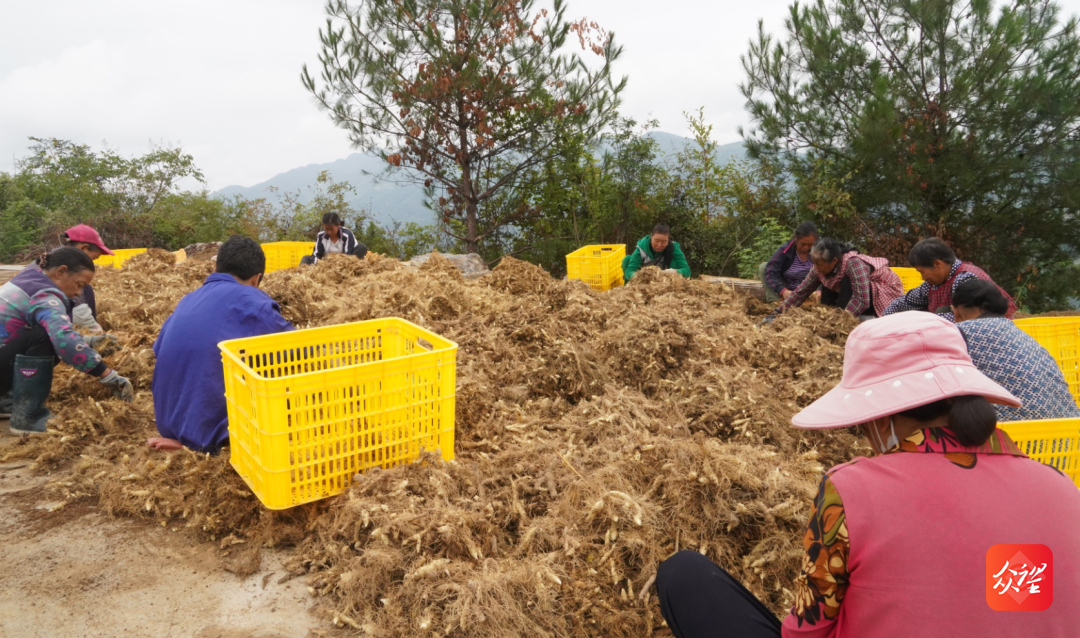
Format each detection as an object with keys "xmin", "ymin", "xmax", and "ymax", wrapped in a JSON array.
[{"xmin": 4, "ymin": 249, "xmax": 864, "ymax": 636}]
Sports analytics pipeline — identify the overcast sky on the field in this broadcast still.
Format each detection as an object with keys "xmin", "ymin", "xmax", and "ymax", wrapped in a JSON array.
[{"xmin": 2, "ymin": 0, "xmax": 1078, "ymax": 190}]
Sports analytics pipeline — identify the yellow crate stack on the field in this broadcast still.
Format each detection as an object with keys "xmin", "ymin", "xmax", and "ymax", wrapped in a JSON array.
[
  {"xmin": 998, "ymin": 418, "xmax": 1080, "ymax": 488},
  {"xmin": 94, "ymin": 248, "xmax": 148, "ymax": 269},
  {"xmin": 261, "ymin": 242, "xmax": 316, "ymax": 274},
  {"xmin": 219, "ymin": 318, "xmax": 459, "ymax": 509},
  {"xmin": 1015, "ymin": 317, "xmax": 1080, "ymax": 406},
  {"xmin": 889, "ymin": 266, "xmax": 923, "ymax": 292},
  {"xmin": 566, "ymin": 244, "xmax": 626, "ymax": 291}
]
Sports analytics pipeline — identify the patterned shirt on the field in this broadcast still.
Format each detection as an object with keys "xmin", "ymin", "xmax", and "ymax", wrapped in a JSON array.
[
  {"xmin": 958, "ymin": 317, "xmax": 1080, "ymax": 421},
  {"xmin": 883, "ymin": 260, "xmax": 1017, "ymax": 320},
  {"xmin": 785, "ymin": 428, "xmax": 1030, "ymax": 635},
  {"xmin": 772, "ymin": 253, "xmax": 902, "ymax": 318},
  {"xmin": 0, "ymin": 268, "xmax": 105, "ymax": 375}
]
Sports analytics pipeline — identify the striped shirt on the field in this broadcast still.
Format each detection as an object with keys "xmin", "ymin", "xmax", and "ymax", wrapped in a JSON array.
[{"xmin": 785, "ymin": 255, "xmax": 814, "ymax": 291}]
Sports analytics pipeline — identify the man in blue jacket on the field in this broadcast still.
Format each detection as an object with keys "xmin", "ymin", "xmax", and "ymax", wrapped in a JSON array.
[{"xmin": 148, "ymin": 236, "xmax": 293, "ymax": 453}]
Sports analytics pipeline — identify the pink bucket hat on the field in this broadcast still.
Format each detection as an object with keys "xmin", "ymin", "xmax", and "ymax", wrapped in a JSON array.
[
  {"xmin": 792, "ymin": 312, "xmax": 1021, "ymax": 429},
  {"xmin": 64, "ymin": 224, "xmax": 114, "ymax": 255}
]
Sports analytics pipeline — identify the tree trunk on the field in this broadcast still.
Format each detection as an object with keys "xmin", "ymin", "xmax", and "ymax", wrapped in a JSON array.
[
  {"xmin": 466, "ymin": 199, "xmax": 479, "ymax": 254},
  {"xmin": 459, "ymin": 160, "xmax": 479, "ymax": 253}
]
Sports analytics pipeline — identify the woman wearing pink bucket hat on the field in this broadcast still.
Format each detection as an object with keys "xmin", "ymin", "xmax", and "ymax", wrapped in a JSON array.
[{"xmin": 653, "ymin": 312, "xmax": 1080, "ymax": 638}]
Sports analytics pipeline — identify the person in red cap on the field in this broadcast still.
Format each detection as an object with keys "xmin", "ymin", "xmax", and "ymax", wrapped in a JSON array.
[
  {"xmin": 58, "ymin": 224, "xmax": 114, "ymax": 333},
  {"xmin": 651, "ymin": 312, "xmax": 1080, "ymax": 638}
]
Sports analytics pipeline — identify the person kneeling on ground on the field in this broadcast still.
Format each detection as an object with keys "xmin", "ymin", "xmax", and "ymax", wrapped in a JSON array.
[
  {"xmin": 653, "ymin": 312, "xmax": 1080, "ymax": 638},
  {"xmin": 0, "ymin": 248, "xmax": 133, "ymax": 434},
  {"xmin": 764, "ymin": 238, "xmax": 903, "ymax": 322},
  {"xmin": 150, "ymin": 236, "xmax": 293, "ymax": 453},
  {"xmin": 21, "ymin": 224, "xmax": 114, "ymax": 334},
  {"xmin": 760, "ymin": 221, "xmax": 818, "ymax": 303},
  {"xmin": 300, "ymin": 212, "xmax": 358, "ymax": 266},
  {"xmin": 953, "ymin": 278, "xmax": 1079, "ymax": 421},
  {"xmin": 883, "ymin": 237, "xmax": 1016, "ymax": 320},
  {"xmin": 622, "ymin": 223, "xmax": 691, "ymax": 282}
]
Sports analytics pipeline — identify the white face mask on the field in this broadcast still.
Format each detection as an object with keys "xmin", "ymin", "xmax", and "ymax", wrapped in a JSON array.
[
  {"xmin": 886, "ymin": 419, "xmax": 899, "ymax": 450},
  {"xmin": 869, "ymin": 417, "xmax": 899, "ymax": 453}
]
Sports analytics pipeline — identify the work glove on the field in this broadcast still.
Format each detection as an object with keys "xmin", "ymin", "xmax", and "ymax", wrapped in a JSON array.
[
  {"xmin": 86, "ymin": 333, "xmax": 121, "ymax": 357},
  {"xmin": 71, "ymin": 303, "xmax": 104, "ymax": 334},
  {"xmin": 99, "ymin": 369, "xmax": 134, "ymax": 402},
  {"xmin": 758, "ymin": 315, "xmax": 776, "ymax": 327}
]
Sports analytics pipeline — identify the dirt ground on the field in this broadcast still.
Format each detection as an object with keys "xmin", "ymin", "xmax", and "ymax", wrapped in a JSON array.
[{"xmin": 0, "ymin": 424, "xmax": 326, "ymax": 638}]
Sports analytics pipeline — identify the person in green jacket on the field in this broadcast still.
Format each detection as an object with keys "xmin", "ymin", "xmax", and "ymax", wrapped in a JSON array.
[{"xmin": 622, "ymin": 223, "xmax": 692, "ymax": 282}]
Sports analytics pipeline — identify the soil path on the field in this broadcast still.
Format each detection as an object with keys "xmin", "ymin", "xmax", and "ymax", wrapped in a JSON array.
[{"xmin": 0, "ymin": 427, "xmax": 326, "ymax": 638}]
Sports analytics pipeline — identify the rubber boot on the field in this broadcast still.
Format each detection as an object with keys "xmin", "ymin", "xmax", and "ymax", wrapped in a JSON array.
[
  {"xmin": 9, "ymin": 355, "xmax": 54, "ymax": 435},
  {"xmin": 0, "ymin": 390, "xmax": 11, "ymax": 418}
]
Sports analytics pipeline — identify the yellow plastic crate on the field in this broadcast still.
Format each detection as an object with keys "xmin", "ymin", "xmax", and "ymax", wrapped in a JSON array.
[
  {"xmin": 566, "ymin": 244, "xmax": 625, "ymax": 291},
  {"xmin": 219, "ymin": 318, "xmax": 458, "ymax": 509},
  {"xmin": 261, "ymin": 241, "xmax": 316, "ymax": 273},
  {"xmin": 94, "ymin": 248, "xmax": 147, "ymax": 269},
  {"xmin": 889, "ymin": 266, "xmax": 923, "ymax": 292},
  {"xmin": 999, "ymin": 418, "xmax": 1080, "ymax": 487},
  {"xmin": 1015, "ymin": 317, "xmax": 1080, "ymax": 404}
]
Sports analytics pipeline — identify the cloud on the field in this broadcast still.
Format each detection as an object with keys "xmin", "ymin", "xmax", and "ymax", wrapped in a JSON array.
[
  {"xmin": 0, "ymin": 0, "xmax": 354, "ymax": 189},
  {"xmin": 0, "ymin": 0, "xmax": 821, "ymax": 188}
]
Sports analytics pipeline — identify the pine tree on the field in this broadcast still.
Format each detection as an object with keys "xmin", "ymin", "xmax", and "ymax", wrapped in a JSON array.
[
  {"xmin": 303, "ymin": 0, "xmax": 625, "ymax": 254},
  {"xmin": 742, "ymin": 0, "xmax": 1080, "ymax": 309}
]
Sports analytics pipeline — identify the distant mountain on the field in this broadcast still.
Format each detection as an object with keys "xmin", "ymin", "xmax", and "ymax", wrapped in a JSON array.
[
  {"xmin": 214, "ymin": 152, "xmax": 433, "ymax": 227},
  {"xmin": 213, "ymin": 133, "xmax": 747, "ymax": 227},
  {"xmin": 646, "ymin": 132, "xmax": 746, "ymax": 165}
]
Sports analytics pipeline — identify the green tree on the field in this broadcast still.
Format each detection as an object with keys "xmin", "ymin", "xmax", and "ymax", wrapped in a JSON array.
[
  {"xmin": 247, "ymin": 170, "xmax": 366, "ymax": 241},
  {"xmin": 664, "ymin": 109, "xmax": 805, "ymax": 277},
  {"xmin": 303, "ymin": 0, "xmax": 625, "ymax": 254},
  {"xmin": 493, "ymin": 128, "xmax": 602, "ymax": 273},
  {"xmin": 425, "ymin": 124, "xmax": 604, "ymax": 272},
  {"xmin": 149, "ymin": 192, "xmax": 254, "ymax": 249},
  {"xmin": 471, "ymin": 114, "xmax": 798, "ymax": 278},
  {"xmin": 11, "ymin": 137, "xmax": 204, "ymax": 250},
  {"xmin": 736, "ymin": 217, "xmax": 792, "ymax": 279},
  {"xmin": 672, "ymin": 108, "xmax": 730, "ymax": 221},
  {"xmin": 742, "ymin": 0, "xmax": 1080, "ymax": 310},
  {"xmin": 593, "ymin": 118, "xmax": 673, "ymax": 244},
  {"xmin": 358, "ymin": 220, "xmax": 455, "ymax": 260},
  {"xmin": 0, "ymin": 174, "xmax": 47, "ymax": 261}
]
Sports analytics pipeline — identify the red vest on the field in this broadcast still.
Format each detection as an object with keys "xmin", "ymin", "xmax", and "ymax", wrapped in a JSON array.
[
  {"xmin": 817, "ymin": 451, "xmax": 1080, "ymax": 638},
  {"xmin": 928, "ymin": 263, "xmax": 1017, "ymax": 318}
]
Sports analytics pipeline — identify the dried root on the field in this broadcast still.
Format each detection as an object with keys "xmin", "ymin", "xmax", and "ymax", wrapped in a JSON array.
[{"xmin": 3, "ymin": 251, "xmax": 866, "ymax": 636}]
